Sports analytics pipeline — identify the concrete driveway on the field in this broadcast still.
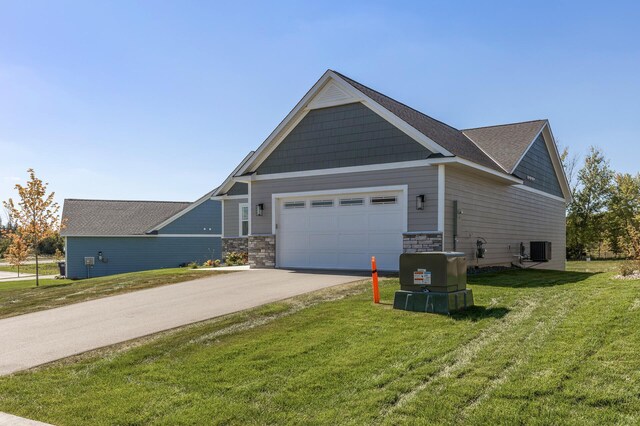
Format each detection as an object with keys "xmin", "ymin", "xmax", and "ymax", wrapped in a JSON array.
[{"xmin": 0, "ymin": 269, "xmax": 364, "ymax": 376}]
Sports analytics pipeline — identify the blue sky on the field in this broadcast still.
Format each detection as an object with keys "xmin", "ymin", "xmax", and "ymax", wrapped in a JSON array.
[{"xmin": 1, "ymin": 1, "xmax": 639, "ymax": 215}]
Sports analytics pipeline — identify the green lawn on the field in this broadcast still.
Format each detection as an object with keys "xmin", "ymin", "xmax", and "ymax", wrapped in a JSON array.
[
  {"xmin": 0, "ymin": 262, "xmax": 638, "ymax": 425},
  {"xmin": 0, "ymin": 268, "xmax": 229, "ymax": 319},
  {"xmin": 0, "ymin": 262, "xmax": 60, "ymax": 276}
]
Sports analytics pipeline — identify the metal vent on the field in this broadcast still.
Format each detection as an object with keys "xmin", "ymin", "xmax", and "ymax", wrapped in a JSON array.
[{"xmin": 530, "ymin": 241, "xmax": 552, "ymax": 262}]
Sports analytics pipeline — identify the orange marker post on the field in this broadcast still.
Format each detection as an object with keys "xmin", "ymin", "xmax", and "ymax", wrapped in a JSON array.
[{"xmin": 371, "ymin": 256, "xmax": 380, "ymax": 304}]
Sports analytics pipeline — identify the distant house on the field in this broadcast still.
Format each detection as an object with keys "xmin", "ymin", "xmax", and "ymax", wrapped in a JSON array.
[
  {"xmin": 62, "ymin": 69, "xmax": 570, "ymax": 278},
  {"xmin": 61, "ymin": 194, "xmax": 221, "ymax": 279}
]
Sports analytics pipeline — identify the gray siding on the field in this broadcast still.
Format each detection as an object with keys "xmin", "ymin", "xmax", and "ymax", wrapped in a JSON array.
[
  {"xmin": 250, "ymin": 166, "xmax": 438, "ymax": 235},
  {"xmin": 223, "ymin": 198, "xmax": 248, "ymax": 237},
  {"xmin": 513, "ymin": 134, "xmax": 563, "ymax": 197},
  {"xmin": 65, "ymin": 236, "xmax": 222, "ymax": 279},
  {"xmin": 256, "ymin": 102, "xmax": 432, "ymax": 175},
  {"xmin": 226, "ymin": 182, "xmax": 248, "ymax": 196},
  {"xmin": 158, "ymin": 199, "xmax": 221, "ymax": 234},
  {"xmin": 444, "ymin": 167, "xmax": 566, "ymax": 270}
]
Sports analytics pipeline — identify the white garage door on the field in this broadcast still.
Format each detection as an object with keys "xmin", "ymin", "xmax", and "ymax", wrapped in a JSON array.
[{"xmin": 277, "ymin": 190, "xmax": 405, "ymax": 271}]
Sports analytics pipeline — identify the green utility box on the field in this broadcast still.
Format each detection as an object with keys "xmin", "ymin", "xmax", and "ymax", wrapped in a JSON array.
[{"xmin": 394, "ymin": 252, "xmax": 473, "ymax": 314}]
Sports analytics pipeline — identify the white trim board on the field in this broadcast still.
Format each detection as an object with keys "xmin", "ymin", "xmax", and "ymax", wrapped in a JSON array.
[
  {"xmin": 437, "ymin": 164, "xmax": 445, "ymax": 233},
  {"xmin": 211, "ymin": 194, "xmax": 248, "ymax": 200},
  {"xmin": 513, "ymin": 184, "xmax": 567, "ymax": 203},
  {"xmin": 239, "ymin": 202, "xmax": 249, "ymax": 237},
  {"xmin": 245, "ymin": 157, "xmax": 521, "ymax": 185}
]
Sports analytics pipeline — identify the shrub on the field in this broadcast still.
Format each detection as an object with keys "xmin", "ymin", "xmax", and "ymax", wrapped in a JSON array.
[
  {"xmin": 214, "ymin": 259, "xmax": 221, "ymax": 267},
  {"xmin": 203, "ymin": 259, "xmax": 213, "ymax": 267},
  {"xmin": 224, "ymin": 251, "xmax": 248, "ymax": 266},
  {"xmin": 188, "ymin": 261, "xmax": 199, "ymax": 269},
  {"xmin": 619, "ymin": 260, "xmax": 640, "ymax": 277}
]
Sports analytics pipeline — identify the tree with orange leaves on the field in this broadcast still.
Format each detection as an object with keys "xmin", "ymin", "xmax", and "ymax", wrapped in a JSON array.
[
  {"xmin": 6, "ymin": 233, "xmax": 29, "ymax": 277},
  {"xmin": 3, "ymin": 169, "xmax": 61, "ymax": 286}
]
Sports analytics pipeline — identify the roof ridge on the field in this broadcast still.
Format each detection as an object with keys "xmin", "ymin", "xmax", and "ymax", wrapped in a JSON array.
[
  {"xmin": 65, "ymin": 198, "xmax": 191, "ymax": 204},
  {"xmin": 462, "ymin": 119, "xmax": 547, "ymax": 132},
  {"xmin": 332, "ymin": 70, "xmax": 463, "ymax": 133}
]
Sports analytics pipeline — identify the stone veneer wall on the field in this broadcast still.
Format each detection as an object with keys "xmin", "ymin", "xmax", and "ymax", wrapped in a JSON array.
[
  {"xmin": 403, "ymin": 232, "xmax": 443, "ymax": 253},
  {"xmin": 248, "ymin": 235, "xmax": 276, "ymax": 268},
  {"xmin": 222, "ymin": 237, "xmax": 248, "ymax": 258}
]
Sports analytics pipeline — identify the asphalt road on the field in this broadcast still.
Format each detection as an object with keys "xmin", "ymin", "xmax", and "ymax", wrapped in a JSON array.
[{"xmin": 0, "ymin": 269, "xmax": 364, "ymax": 376}]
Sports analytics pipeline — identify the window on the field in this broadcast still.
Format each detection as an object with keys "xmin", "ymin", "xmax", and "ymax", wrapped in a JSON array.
[
  {"xmin": 339, "ymin": 198, "xmax": 364, "ymax": 206},
  {"xmin": 284, "ymin": 201, "xmax": 306, "ymax": 209},
  {"xmin": 239, "ymin": 203, "xmax": 249, "ymax": 236},
  {"xmin": 311, "ymin": 199, "xmax": 334, "ymax": 208},
  {"xmin": 370, "ymin": 196, "xmax": 397, "ymax": 205}
]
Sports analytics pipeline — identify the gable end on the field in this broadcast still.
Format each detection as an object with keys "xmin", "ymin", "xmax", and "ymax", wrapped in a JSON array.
[
  {"xmin": 513, "ymin": 133, "xmax": 563, "ymax": 198},
  {"xmin": 255, "ymin": 102, "xmax": 433, "ymax": 175}
]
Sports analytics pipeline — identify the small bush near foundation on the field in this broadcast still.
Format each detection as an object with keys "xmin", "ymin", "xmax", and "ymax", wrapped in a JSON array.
[
  {"xmin": 619, "ymin": 260, "xmax": 640, "ymax": 276},
  {"xmin": 188, "ymin": 261, "xmax": 199, "ymax": 269},
  {"xmin": 225, "ymin": 252, "xmax": 248, "ymax": 266}
]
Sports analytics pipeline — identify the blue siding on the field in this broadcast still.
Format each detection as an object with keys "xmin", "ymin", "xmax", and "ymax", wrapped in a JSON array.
[
  {"xmin": 158, "ymin": 199, "xmax": 221, "ymax": 234},
  {"xmin": 256, "ymin": 102, "xmax": 432, "ymax": 174},
  {"xmin": 65, "ymin": 236, "xmax": 222, "ymax": 279},
  {"xmin": 513, "ymin": 134, "xmax": 564, "ymax": 197}
]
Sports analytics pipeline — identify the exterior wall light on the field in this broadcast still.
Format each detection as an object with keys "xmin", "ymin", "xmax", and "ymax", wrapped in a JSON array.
[
  {"xmin": 416, "ymin": 194, "xmax": 425, "ymax": 210},
  {"xmin": 256, "ymin": 203, "xmax": 264, "ymax": 217}
]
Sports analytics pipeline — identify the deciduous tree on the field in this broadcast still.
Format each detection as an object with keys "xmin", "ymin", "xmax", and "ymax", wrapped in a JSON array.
[
  {"xmin": 3, "ymin": 169, "xmax": 61, "ymax": 286},
  {"xmin": 6, "ymin": 233, "xmax": 29, "ymax": 277},
  {"xmin": 566, "ymin": 147, "xmax": 613, "ymax": 258}
]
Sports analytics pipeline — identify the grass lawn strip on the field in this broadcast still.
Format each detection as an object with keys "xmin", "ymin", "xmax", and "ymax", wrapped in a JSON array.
[
  {"xmin": 0, "ymin": 262, "xmax": 59, "ymax": 276},
  {"xmin": 0, "ymin": 262, "xmax": 638, "ymax": 425},
  {"xmin": 0, "ymin": 268, "xmax": 231, "ymax": 319}
]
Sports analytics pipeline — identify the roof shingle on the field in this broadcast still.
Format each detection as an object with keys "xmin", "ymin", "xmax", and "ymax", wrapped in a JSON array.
[
  {"xmin": 61, "ymin": 199, "xmax": 191, "ymax": 236},
  {"xmin": 462, "ymin": 120, "xmax": 547, "ymax": 173},
  {"xmin": 333, "ymin": 71, "xmax": 506, "ymax": 172}
]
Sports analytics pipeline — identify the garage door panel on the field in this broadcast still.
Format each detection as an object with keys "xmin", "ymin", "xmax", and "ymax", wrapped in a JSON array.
[
  {"xmin": 308, "ymin": 215, "xmax": 338, "ymax": 230},
  {"xmin": 281, "ymin": 214, "xmax": 308, "ymax": 230},
  {"xmin": 310, "ymin": 233, "xmax": 339, "ymax": 247},
  {"xmin": 368, "ymin": 212, "xmax": 404, "ymax": 230},
  {"xmin": 338, "ymin": 214, "xmax": 369, "ymax": 231},
  {"xmin": 281, "ymin": 233, "xmax": 309, "ymax": 250},
  {"xmin": 338, "ymin": 253, "xmax": 370, "ymax": 270},
  {"xmin": 368, "ymin": 233, "xmax": 402, "ymax": 249},
  {"xmin": 278, "ymin": 190, "xmax": 404, "ymax": 270},
  {"xmin": 338, "ymin": 234, "xmax": 369, "ymax": 251}
]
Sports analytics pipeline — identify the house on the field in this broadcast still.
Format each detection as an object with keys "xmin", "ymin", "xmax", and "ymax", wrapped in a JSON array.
[
  {"xmin": 215, "ymin": 70, "xmax": 570, "ymax": 271},
  {"xmin": 61, "ymin": 192, "xmax": 221, "ymax": 279},
  {"xmin": 62, "ymin": 69, "xmax": 569, "ymax": 278}
]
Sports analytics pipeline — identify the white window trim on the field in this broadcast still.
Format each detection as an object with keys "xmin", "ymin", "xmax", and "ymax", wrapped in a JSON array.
[
  {"xmin": 438, "ymin": 164, "xmax": 445, "ymax": 234},
  {"xmin": 239, "ymin": 203, "xmax": 249, "ymax": 237}
]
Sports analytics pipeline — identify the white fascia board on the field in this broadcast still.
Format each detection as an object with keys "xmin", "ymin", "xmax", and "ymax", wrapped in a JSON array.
[
  {"xmin": 235, "ymin": 70, "xmax": 453, "ymax": 177},
  {"xmin": 429, "ymin": 157, "xmax": 523, "ymax": 184},
  {"xmin": 327, "ymin": 71, "xmax": 451, "ymax": 155},
  {"xmin": 213, "ymin": 151, "xmax": 255, "ymax": 196},
  {"xmin": 148, "ymin": 195, "xmax": 213, "ymax": 233},
  {"xmin": 211, "ymin": 194, "xmax": 248, "ymax": 200},
  {"xmin": 235, "ymin": 71, "xmax": 336, "ymax": 177},
  {"xmin": 513, "ymin": 184, "xmax": 567, "ymax": 203},
  {"xmin": 542, "ymin": 124, "xmax": 573, "ymax": 202},
  {"xmin": 249, "ymin": 159, "xmax": 434, "ymax": 181},
  {"xmin": 509, "ymin": 121, "xmax": 572, "ymax": 202}
]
